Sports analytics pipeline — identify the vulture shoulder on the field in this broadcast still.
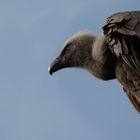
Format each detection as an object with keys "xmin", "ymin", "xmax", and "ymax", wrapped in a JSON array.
[
  {"xmin": 103, "ymin": 11, "xmax": 140, "ymax": 112},
  {"xmin": 103, "ymin": 11, "xmax": 140, "ymax": 74}
]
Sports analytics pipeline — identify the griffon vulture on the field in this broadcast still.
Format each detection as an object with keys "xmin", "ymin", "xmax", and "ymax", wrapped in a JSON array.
[{"xmin": 48, "ymin": 11, "xmax": 140, "ymax": 113}]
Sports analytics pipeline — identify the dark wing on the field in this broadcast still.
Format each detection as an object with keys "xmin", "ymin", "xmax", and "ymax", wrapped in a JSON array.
[{"xmin": 103, "ymin": 11, "xmax": 140, "ymax": 75}]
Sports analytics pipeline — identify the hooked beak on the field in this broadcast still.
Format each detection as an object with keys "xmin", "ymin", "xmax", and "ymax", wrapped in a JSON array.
[{"xmin": 48, "ymin": 57, "xmax": 65, "ymax": 75}]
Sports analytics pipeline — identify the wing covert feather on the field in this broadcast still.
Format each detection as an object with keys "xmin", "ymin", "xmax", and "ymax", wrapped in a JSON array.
[{"xmin": 103, "ymin": 11, "xmax": 140, "ymax": 74}]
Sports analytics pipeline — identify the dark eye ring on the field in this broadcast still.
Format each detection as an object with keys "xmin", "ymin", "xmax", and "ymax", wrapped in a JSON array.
[{"xmin": 61, "ymin": 44, "xmax": 71, "ymax": 55}]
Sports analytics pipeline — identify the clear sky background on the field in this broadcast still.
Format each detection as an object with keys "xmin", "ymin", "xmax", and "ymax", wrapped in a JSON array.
[{"xmin": 0, "ymin": 0, "xmax": 140, "ymax": 140}]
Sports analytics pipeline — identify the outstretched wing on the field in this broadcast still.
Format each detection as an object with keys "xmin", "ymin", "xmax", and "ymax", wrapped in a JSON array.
[{"xmin": 103, "ymin": 11, "xmax": 140, "ymax": 75}]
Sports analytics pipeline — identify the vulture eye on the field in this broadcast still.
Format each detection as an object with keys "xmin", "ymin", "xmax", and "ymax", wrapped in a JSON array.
[{"xmin": 61, "ymin": 43, "xmax": 74, "ymax": 56}]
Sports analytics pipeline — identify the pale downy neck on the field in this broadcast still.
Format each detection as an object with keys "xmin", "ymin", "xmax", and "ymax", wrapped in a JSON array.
[{"xmin": 84, "ymin": 35, "xmax": 116, "ymax": 80}]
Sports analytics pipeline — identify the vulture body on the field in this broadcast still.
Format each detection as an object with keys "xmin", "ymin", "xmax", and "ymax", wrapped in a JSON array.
[{"xmin": 48, "ymin": 11, "xmax": 140, "ymax": 113}]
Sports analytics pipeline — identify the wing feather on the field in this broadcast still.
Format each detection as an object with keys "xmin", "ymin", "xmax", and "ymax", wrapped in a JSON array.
[{"xmin": 103, "ymin": 11, "xmax": 140, "ymax": 75}]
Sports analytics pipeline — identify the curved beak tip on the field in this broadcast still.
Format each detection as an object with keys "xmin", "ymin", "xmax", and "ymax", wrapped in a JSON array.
[
  {"xmin": 48, "ymin": 65, "xmax": 53, "ymax": 75},
  {"xmin": 48, "ymin": 57, "xmax": 65, "ymax": 75}
]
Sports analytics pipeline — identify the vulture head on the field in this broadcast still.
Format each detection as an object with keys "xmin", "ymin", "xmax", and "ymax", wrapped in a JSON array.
[
  {"xmin": 48, "ymin": 32, "xmax": 96, "ymax": 75},
  {"xmin": 48, "ymin": 32, "xmax": 116, "ymax": 80}
]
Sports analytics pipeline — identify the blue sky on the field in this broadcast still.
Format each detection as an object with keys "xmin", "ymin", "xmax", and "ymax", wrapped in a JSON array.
[{"xmin": 0, "ymin": 0, "xmax": 140, "ymax": 140}]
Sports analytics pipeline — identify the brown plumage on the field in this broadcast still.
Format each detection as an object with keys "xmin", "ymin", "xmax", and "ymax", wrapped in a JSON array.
[{"xmin": 48, "ymin": 11, "xmax": 140, "ymax": 113}]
